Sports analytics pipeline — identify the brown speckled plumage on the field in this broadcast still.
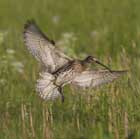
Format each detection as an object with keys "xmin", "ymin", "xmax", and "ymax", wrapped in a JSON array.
[{"xmin": 23, "ymin": 20, "xmax": 127, "ymax": 102}]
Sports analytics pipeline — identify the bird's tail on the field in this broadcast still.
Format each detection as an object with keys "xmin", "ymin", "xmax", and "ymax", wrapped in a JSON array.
[{"xmin": 36, "ymin": 72, "xmax": 61, "ymax": 101}]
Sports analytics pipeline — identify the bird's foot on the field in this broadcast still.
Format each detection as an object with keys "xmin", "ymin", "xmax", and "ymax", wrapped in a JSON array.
[{"xmin": 58, "ymin": 87, "xmax": 64, "ymax": 103}]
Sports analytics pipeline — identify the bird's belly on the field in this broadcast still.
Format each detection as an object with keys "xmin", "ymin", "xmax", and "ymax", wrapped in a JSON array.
[{"xmin": 55, "ymin": 69, "xmax": 77, "ymax": 86}]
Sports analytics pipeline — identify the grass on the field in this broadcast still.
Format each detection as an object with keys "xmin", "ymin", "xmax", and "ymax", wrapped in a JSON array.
[{"xmin": 0, "ymin": 0, "xmax": 140, "ymax": 138}]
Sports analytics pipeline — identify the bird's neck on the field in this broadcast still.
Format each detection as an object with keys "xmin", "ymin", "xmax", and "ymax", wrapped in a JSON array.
[{"xmin": 81, "ymin": 59, "xmax": 89, "ymax": 66}]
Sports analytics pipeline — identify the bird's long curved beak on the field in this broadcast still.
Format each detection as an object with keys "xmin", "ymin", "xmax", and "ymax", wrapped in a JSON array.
[
  {"xmin": 96, "ymin": 61, "xmax": 111, "ymax": 71},
  {"xmin": 93, "ymin": 58, "xmax": 112, "ymax": 71}
]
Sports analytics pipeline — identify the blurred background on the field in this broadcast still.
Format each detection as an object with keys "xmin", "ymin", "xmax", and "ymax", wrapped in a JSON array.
[{"xmin": 0, "ymin": 0, "xmax": 140, "ymax": 138}]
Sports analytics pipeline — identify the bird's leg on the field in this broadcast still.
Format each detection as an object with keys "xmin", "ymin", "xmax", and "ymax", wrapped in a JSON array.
[
  {"xmin": 58, "ymin": 87, "xmax": 64, "ymax": 103},
  {"xmin": 53, "ymin": 75, "xmax": 65, "ymax": 103}
]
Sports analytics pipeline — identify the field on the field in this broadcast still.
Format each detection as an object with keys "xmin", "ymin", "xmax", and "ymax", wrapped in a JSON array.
[{"xmin": 0, "ymin": 0, "xmax": 140, "ymax": 138}]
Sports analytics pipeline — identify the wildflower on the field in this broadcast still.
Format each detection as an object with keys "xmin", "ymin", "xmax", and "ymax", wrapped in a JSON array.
[
  {"xmin": 0, "ymin": 79, "xmax": 6, "ymax": 85},
  {"xmin": 57, "ymin": 32, "xmax": 77, "ymax": 58},
  {"xmin": 6, "ymin": 48, "xmax": 15, "ymax": 54},
  {"xmin": 52, "ymin": 15, "xmax": 60, "ymax": 24},
  {"xmin": 0, "ymin": 31, "xmax": 8, "ymax": 45},
  {"xmin": 90, "ymin": 30, "xmax": 99, "ymax": 37},
  {"xmin": 11, "ymin": 61, "xmax": 24, "ymax": 73}
]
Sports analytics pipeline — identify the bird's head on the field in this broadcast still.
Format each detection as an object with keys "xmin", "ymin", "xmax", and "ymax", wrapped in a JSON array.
[{"xmin": 84, "ymin": 56, "xmax": 98, "ymax": 63}]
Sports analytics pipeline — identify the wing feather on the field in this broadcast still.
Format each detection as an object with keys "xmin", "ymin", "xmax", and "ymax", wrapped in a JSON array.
[
  {"xmin": 23, "ymin": 20, "xmax": 71, "ymax": 73},
  {"xmin": 72, "ymin": 70, "xmax": 127, "ymax": 89}
]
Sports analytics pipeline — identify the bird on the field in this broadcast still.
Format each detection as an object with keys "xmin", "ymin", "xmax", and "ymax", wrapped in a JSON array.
[{"xmin": 23, "ymin": 20, "xmax": 127, "ymax": 102}]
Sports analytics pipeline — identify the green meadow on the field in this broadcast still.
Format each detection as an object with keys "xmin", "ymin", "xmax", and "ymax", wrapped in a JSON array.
[{"xmin": 0, "ymin": 0, "xmax": 140, "ymax": 138}]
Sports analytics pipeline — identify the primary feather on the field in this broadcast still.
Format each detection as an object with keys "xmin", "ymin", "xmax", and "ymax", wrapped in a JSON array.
[
  {"xmin": 72, "ymin": 70, "xmax": 127, "ymax": 89},
  {"xmin": 23, "ymin": 20, "xmax": 72, "ymax": 73}
]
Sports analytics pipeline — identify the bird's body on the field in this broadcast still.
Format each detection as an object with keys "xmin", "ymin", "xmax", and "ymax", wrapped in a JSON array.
[
  {"xmin": 53, "ymin": 60, "xmax": 86, "ymax": 86},
  {"xmin": 23, "ymin": 20, "xmax": 127, "ymax": 102}
]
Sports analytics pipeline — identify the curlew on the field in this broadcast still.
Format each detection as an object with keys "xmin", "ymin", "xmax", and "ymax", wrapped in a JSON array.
[{"xmin": 23, "ymin": 20, "xmax": 127, "ymax": 102}]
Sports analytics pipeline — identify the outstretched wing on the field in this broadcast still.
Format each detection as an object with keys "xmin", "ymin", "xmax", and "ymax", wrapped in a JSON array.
[
  {"xmin": 71, "ymin": 70, "xmax": 127, "ymax": 89},
  {"xmin": 23, "ymin": 20, "xmax": 72, "ymax": 73},
  {"xmin": 36, "ymin": 72, "xmax": 61, "ymax": 100}
]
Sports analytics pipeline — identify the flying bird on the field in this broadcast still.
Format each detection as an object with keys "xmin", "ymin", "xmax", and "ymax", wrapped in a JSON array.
[{"xmin": 23, "ymin": 20, "xmax": 127, "ymax": 102}]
